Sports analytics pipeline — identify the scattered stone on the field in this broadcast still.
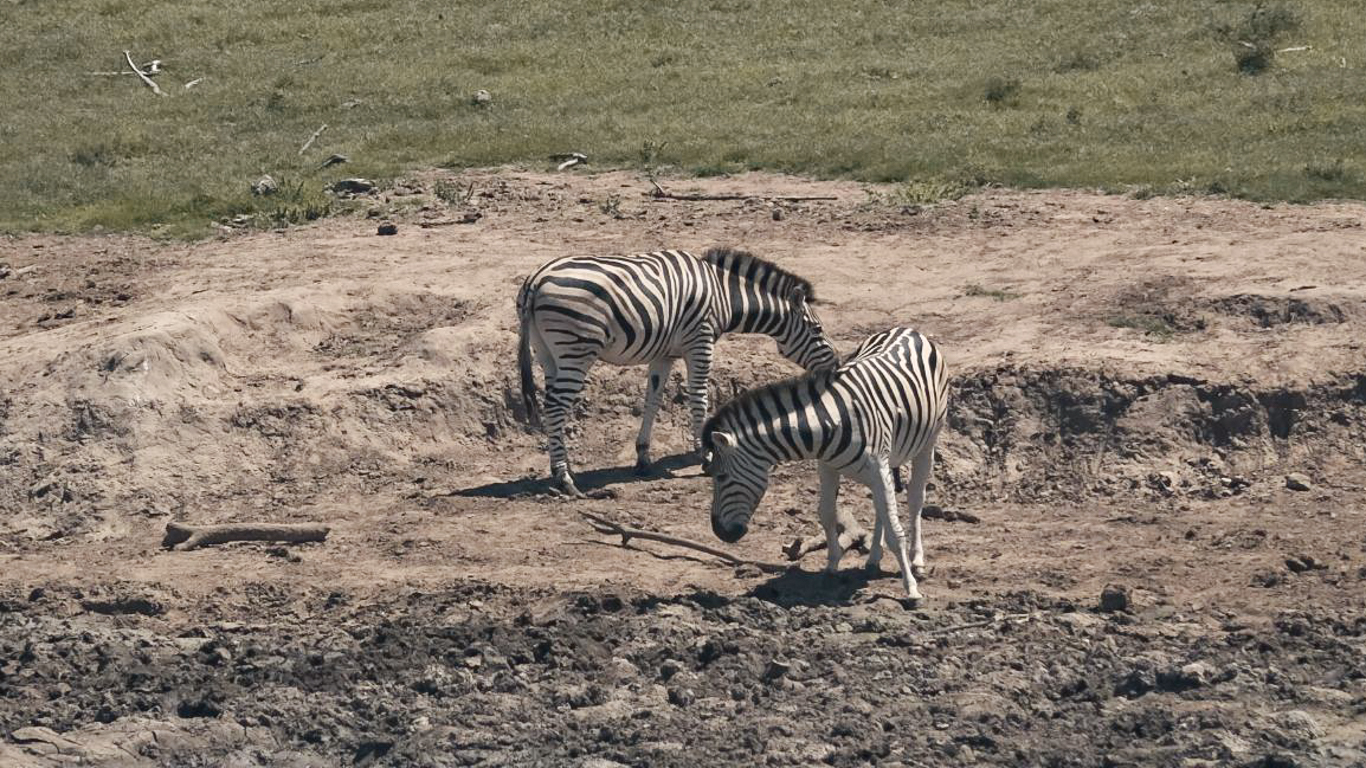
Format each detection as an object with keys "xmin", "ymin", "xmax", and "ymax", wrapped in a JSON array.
[
  {"xmin": 1114, "ymin": 668, "xmax": 1155, "ymax": 699},
  {"xmin": 659, "ymin": 659, "xmax": 683, "ymax": 681},
  {"xmin": 1099, "ymin": 584, "xmax": 1131, "ymax": 613},
  {"xmin": 771, "ymin": 207, "xmax": 786, "ymax": 221},
  {"xmin": 1285, "ymin": 555, "xmax": 1326, "ymax": 573},
  {"xmin": 666, "ymin": 687, "xmax": 694, "ymax": 707},
  {"xmin": 0, "ymin": 262, "xmax": 11, "ymax": 279},
  {"xmin": 377, "ymin": 222, "xmax": 398, "ymax": 236},
  {"xmin": 332, "ymin": 178, "xmax": 376, "ymax": 195},
  {"xmin": 250, "ymin": 175, "xmax": 278, "ymax": 196},
  {"xmin": 460, "ymin": 210, "xmax": 483, "ymax": 224},
  {"xmin": 762, "ymin": 658, "xmax": 792, "ymax": 682},
  {"xmin": 1271, "ymin": 710, "xmax": 1325, "ymax": 745},
  {"xmin": 1285, "ymin": 473, "xmax": 1312, "ymax": 492},
  {"xmin": 472, "ymin": 89, "xmax": 492, "ymax": 106},
  {"xmin": 80, "ymin": 596, "xmax": 165, "ymax": 617},
  {"xmin": 318, "ymin": 153, "xmax": 348, "ymax": 169}
]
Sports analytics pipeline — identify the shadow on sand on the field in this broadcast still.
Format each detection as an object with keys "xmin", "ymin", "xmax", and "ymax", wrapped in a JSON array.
[{"xmin": 448, "ymin": 452, "xmax": 699, "ymax": 499}]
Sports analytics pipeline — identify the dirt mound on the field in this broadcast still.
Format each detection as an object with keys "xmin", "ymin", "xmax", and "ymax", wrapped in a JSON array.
[{"xmin": 944, "ymin": 367, "xmax": 1366, "ymax": 502}]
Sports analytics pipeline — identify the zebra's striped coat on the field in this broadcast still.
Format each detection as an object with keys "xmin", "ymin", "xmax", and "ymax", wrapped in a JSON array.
[
  {"xmin": 703, "ymin": 327, "xmax": 950, "ymax": 599},
  {"xmin": 517, "ymin": 248, "xmax": 837, "ymax": 496}
]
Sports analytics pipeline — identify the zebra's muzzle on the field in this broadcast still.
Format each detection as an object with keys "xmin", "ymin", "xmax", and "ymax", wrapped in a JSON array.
[{"xmin": 711, "ymin": 517, "xmax": 747, "ymax": 543}]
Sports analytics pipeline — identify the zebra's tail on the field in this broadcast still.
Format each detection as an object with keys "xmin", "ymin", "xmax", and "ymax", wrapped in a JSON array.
[{"xmin": 516, "ymin": 281, "xmax": 542, "ymax": 431}]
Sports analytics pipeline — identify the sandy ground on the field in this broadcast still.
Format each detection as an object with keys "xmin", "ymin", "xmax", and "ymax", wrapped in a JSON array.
[{"xmin": 1, "ymin": 170, "xmax": 1364, "ymax": 767}]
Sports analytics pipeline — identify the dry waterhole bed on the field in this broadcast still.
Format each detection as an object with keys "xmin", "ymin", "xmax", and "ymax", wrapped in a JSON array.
[{"xmin": 1, "ymin": 170, "xmax": 1365, "ymax": 767}]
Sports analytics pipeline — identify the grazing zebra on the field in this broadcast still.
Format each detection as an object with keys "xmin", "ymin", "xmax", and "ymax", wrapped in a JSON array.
[
  {"xmin": 517, "ymin": 247, "xmax": 838, "ymax": 496},
  {"xmin": 702, "ymin": 327, "xmax": 950, "ymax": 599}
]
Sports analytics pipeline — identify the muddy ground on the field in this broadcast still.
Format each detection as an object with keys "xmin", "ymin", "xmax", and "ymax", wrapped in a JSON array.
[{"xmin": 1, "ymin": 170, "xmax": 1364, "ymax": 767}]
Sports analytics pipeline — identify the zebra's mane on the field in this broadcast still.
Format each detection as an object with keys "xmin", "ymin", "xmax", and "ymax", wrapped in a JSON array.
[
  {"xmin": 702, "ymin": 369, "xmax": 836, "ymax": 449},
  {"xmin": 701, "ymin": 247, "xmax": 816, "ymax": 301}
]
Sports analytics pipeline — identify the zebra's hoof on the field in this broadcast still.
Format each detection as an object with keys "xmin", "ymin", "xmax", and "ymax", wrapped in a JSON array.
[
  {"xmin": 552, "ymin": 477, "xmax": 586, "ymax": 499},
  {"xmin": 633, "ymin": 459, "xmax": 652, "ymax": 476},
  {"xmin": 896, "ymin": 594, "xmax": 924, "ymax": 610},
  {"xmin": 911, "ymin": 565, "xmax": 930, "ymax": 581}
]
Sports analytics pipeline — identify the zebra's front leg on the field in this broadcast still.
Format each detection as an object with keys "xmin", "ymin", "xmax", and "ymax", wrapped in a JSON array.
[
  {"xmin": 864, "ymin": 457, "xmax": 921, "ymax": 600},
  {"xmin": 682, "ymin": 340, "xmax": 715, "ymax": 457},
  {"xmin": 544, "ymin": 367, "xmax": 592, "ymax": 498},
  {"xmin": 817, "ymin": 463, "xmax": 844, "ymax": 574},
  {"xmin": 634, "ymin": 358, "xmax": 676, "ymax": 474}
]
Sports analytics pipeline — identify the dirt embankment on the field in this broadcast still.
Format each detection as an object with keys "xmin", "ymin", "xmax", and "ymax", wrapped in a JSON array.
[{"xmin": 2, "ymin": 171, "xmax": 1365, "ymax": 766}]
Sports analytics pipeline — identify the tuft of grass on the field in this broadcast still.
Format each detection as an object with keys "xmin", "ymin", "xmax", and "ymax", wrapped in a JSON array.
[
  {"xmin": 964, "ymin": 284, "xmax": 1021, "ymax": 302},
  {"xmin": 1107, "ymin": 314, "xmax": 1177, "ymax": 340},
  {"xmin": 1, "ymin": 0, "xmax": 1364, "ymax": 237},
  {"xmin": 983, "ymin": 76, "xmax": 1022, "ymax": 107}
]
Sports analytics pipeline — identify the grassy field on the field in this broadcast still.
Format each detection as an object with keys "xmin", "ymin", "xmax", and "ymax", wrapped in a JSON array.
[{"xmin": 3, "ymin": 0, "xmax": 1364, "ymax": 236}]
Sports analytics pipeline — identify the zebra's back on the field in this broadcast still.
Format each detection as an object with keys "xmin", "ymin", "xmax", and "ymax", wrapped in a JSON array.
[
  {"xmin": 520, "ymin": 250, "xmax": 716, "ymax": 365},
  {"xmin": 834, "ymin": 328, "xmax": 949, "ymax": 466}
]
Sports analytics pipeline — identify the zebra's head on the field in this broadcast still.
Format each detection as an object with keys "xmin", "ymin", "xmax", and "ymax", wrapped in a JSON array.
[
  {"xmin": 702, "ymin": 430, "xmax": 769, "ymax": 543},
  {"xmin": 776, "ymin": 286, "xmax": 838, "ymax": 373}
]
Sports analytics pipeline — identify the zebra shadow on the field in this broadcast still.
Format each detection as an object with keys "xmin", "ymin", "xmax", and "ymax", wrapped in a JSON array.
[
  {"xmin": 449, "ymin": 452, "xmax": 699, "ymax": 499},
  {"xmin": 748, "ymin": 567, "xmax": 883, "ymax": 608}
]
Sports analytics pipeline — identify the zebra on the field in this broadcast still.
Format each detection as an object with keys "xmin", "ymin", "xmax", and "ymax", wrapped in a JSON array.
[
  {"xmin": 516, "ymin": 247, "xmax": 838, "ymax": 497},
  {"xmin": 702, "ymin": 327, "xmax": 950, "ymax": 600}
]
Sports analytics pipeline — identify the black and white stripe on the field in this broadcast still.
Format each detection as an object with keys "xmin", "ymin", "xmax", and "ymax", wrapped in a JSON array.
[
  {"xmin": 702, "ymin": 327, "xmax": 950, "ymax": 599},
  {"xmin": 517, "ymin": 247, "xmax": 837, "ymax": 496}
]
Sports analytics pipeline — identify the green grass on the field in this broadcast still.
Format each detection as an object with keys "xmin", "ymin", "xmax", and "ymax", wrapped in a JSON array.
[
  {"xmin": 964, "ymin": 284, "xmax": 1021, "ymax": 302},
  {"xmin": 1107, "ymin": 314, "xmax": 1178, "ymax": 341},
  {"xmin": 3, "ymin": 0, "xmax": 1365, "ymax": 236}
]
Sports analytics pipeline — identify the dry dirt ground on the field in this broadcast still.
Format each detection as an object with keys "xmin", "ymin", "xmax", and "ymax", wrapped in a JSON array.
[{"xmin": 1, "ymin": 170, "xmax": 1365, "ymax": 767}]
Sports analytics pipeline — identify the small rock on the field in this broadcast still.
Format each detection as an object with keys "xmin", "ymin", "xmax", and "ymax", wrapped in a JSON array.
[
  {"xmin": 459, "ymin": 210, "xmax": 483, "ymax": 224},
  {"xmin": 1272, "ymin": 710, "xmax": 1325, "ymax": 744},
  {"xmin": 472, "ymin": 89, "xmax": 492, "ymax": 106},
  {"xmin": 377, "ymin": 222, "xmax": 398, "ymax": 236},
  {"xmin": 667, "ymin": 687, "xmax": 695, "ymax": 707},
  {"xmin": 251, "ymin": 174, "xmax": 278, "ymax": 196},
  {"xmin": 1099, "ymin": 584, "xmax": 1130, "ymax": 613},
  {"xmin": 1285, "ymin": 473, "xmax": 1312, "ymax": 492},
  {"xmin": 1285, "ymin": 555, "xmax": 1325, "ymax": 573},
  {"xmin": 659, "ymin": 659, "xmax": 683, "ymax": 681},
  {"xmin": 771, "ymin": 207, "xmax": 786, "ymax": 221},
  {"xmin": 332, "ymin": 178, "xmax": 376, "ymax": 195},
  {"xmin": 762, "ymin": 658, "xmax": 792, "ymax": 682},
  {"xmin": 319, "ymin": 153, "xmax": 348, "ymax": 168}
]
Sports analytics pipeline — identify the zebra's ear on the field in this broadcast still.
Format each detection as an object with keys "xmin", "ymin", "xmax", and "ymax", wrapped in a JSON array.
[{"xmin": 710, "ymin": 431, "xmax": 737, "ymax": 455}]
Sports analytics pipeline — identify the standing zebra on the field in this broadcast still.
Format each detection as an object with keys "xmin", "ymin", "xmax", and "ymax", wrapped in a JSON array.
[
  {"xmin": 517, "ymin": 247, "xmax": 838, "ymax": 496},
  {"xmin": 703, "ymin": 327, "xmax": 950, "ymax": 600}
]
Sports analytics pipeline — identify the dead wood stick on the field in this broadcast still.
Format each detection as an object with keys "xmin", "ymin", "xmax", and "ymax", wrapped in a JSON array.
[
  {"xmin": 783, "ymin": 526, "xmax": 872, "ymax": 561},
  {"xmin": 123, "ymin": 51, "xmax": 164, "ymax": 96},
  {"xmin": 647, "ymin": 188, "xmax": 838, "ymax": 203},
  {"xmin": 162, "ymin": 521, "xmax": 330, "ymax": 551},
  {"xmin": 298, "ymin": 123, "xmax": 328, "ymax": 156},
  {"xmin": 579, "ymin": 512, "xmax": 787, "ymax": 573},
  {"xmin": 927, "ymin": 612, "xmax": 1037, "ymax": 636}
]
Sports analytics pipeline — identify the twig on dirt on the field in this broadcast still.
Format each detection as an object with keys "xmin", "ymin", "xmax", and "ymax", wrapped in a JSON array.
[
  {"xmin": 162, "ymin": 521, "xmax": 330, "ymax": 551},
  {"xmin": 551, "ymin": 152, "xmax": 588, "ymax": 171},
  {"xmin": 579, "ymin": 512, "xmax": 787, "ymax": 573},
  {"xmin": 1277, "ymin": 45, "xmax": 1311, "ymax": 53},
  {"xmin": 9, "ymin": 264, "xmax": 38, "ymax": 278},
  {"xmin": 783, "ymin": 527, "xmax": 871, "ymax": 561},
  {"xmin": 184, "ymin": 77, "xmax": 204, "ymax": 90},
  {"xmin": 927, "ymin": 611, "xmax": 1037, "ymax": 636},
  {"xmin": 123, "ymin": 50, "xmax": 164, "ymax": 96},
  {"xmin": 298, "ymin": 123, "xmax": 328, "ymax": 156},
  {"xmin": 645, "ymin": 184, "xmax": 838, "ymax": 203}
]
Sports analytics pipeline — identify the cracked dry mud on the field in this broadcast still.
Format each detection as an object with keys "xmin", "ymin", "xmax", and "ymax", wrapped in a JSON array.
[{"xmin": 2, "ymin": 170, "xmax": 1365, "ymax": 767}]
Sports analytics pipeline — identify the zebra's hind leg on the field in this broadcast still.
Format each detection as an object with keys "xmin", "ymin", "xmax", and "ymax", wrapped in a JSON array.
[
  {"xmin": 905, "ymin": 439, "xmax": 938, "ymax": 581},
  {"xmin": 543, "ymin": 361, "xmax": 594, "ymax": 498},
  {"xmin": 864, "ymin": 457, "xmax": 921, "ymax": 601},
  {"xmin": 634, "ymin": 357, "xmax": 676, "ymax": 474}
]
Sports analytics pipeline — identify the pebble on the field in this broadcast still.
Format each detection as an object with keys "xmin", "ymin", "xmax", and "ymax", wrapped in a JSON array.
[
  {"xmin": 1099, "ymin": 584, "xmax": 1130, "ymax": 613},
  {"xmin": 1285, "ymin": 473, "xmax": 1312, "ymax": 492}
]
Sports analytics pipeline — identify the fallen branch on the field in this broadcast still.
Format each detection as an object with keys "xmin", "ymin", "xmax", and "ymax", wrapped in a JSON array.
[
  {"xmin": 927, "ymin": 611, "xmax": 1037, "ymax": 635},
  {"xmin": 123, "ymin": 50, "xmax": 164, "ymax": 96},
  {"xmin": 579, "ymin": 512, "xmax": 787, "ymax": 573},
  {"xmin": 162, "ymin": 521, "xmax": 329, "ymax": 551},
  {"xmin": 298, "ymin": 123, "xmax": 328, "ymax": 156},
  {"xmin": 783, "ymin": 526, "xmax": 872, "ymax": 561},
  {"xmin": 647, "ymin": 185, "xmax": 838, "ymax": 203}
]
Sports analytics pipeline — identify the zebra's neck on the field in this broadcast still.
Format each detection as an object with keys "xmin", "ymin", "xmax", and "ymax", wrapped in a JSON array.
[
  {"xmin": 707, "ymin": 262, "xmax": 793, "ymax": 336},
  {"xmin": 719, "ymin": 375, "xmax": 846, "ymax": 466}
]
